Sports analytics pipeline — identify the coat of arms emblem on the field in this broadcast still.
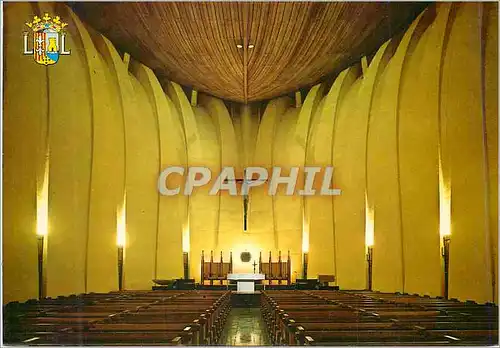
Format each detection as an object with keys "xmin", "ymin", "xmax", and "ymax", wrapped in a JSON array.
[{"xmin": 23, "ymin": 13, "xmax": 71, "ymax": 66}]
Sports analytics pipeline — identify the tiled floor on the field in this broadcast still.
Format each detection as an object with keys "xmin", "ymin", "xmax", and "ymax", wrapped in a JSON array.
[{"xmin": 220, "ymin": 308, "xmax": 269, "ymax": 346}]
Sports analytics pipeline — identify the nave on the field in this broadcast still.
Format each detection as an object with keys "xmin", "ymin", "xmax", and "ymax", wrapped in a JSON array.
[
  {"xmin": 4, "ymin": 289, "xmax": 498, "ymax": 345},
  {"xmin": 3, "ymin": 2, "xmax": 498, "ymax": 346}
]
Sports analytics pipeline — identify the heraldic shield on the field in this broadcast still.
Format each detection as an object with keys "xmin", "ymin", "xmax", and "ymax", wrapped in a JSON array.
[
  {"xmin": 34, "ymin": 29, "xmax": 59, "ymax": 65},
  {"xmin": 25, "ymin": 13, "xmax": 69, "ymax": 66}
]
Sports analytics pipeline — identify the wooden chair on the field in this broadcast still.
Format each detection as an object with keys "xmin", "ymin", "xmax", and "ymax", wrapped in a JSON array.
[
  {"xmin": 259, "ymin": 251, "xmax": 291, "ymax": 285},
  {"xmin": 200, "ymin": 250, "xmax": 233, "ymax": 285}
]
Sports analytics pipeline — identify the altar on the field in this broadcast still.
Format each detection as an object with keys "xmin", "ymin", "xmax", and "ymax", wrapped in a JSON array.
[{"xmin": 227, "ymin": 273, "xmax": 265, "ymax": 293}]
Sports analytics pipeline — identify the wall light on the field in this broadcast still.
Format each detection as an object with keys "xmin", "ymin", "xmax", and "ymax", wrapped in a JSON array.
[
  {"xmin": 365, "ymin": 194, "xmax": 375, "ymax": 249},
  {"xmin": 439, "ymin": 153, "xmax": 451, "ymax": 298},
  {"xmin": 36, "ymin": 156, "xmax": 49, "ymax": 299},
  {"xmin": 302, "ymin": 213, "xmax": 309, "ymax": 279},
  {"xmin": 117, "ymin": 201, "xmax": 126, "ymax": 248},
  {"xmin": 439, "ymin": 153, "xmax": 451, "ymax": 238},
  {"xmin": 365, "ymin": 193, "xmax": 374, "ymax": 290},
  {"xmin": 302, "ymin": 215, "xmax": 309, "ymax": 253},
  {"xmin": 117, "ymin": 195, "xmax": 126, "ymax": 291},
  {"xmin": 182, "ymin": 219, "xmax": 190, "ymax": 279},
  {"xmin": 236, "ymin": 44, "xmax": 243, "ymax": 49},
  {"xmin": 182, "ymin": 219, "xmax": 190, "ymax": 253},
  {"xmin": 36, "ymin": 158, "xmax": 49, "ymax": 237},
  {"xmin": 248, "ymin": 44, "xmax": 254, "ymax": 49},
  {"xmin": 183, "ymin": 252, "xmax": 189, "ymax": 280}
]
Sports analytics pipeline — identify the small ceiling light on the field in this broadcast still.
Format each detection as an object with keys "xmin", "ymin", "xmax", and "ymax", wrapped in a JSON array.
[
  {"xmin": 236, "ymin": 44, "xmax": 243, "ymax": 49},
  {"xmin": 248, "ymin": 44, "xmax": 254, "ymax": 49}
]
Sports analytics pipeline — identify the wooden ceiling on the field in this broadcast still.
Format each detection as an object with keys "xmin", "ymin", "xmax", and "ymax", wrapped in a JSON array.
[{"xmin": 72, "ymin": 2, "xmax": 427, "ymax": 103}]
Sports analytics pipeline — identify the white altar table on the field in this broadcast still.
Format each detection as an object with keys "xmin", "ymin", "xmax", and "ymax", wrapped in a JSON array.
[{"xmin": 227, "ymin": 273, "xmax": 265, "ymax": 293}]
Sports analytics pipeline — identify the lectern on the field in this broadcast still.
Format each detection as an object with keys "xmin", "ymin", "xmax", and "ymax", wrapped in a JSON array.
[{"xmin": 227, "ymin": 273, "xmax": 265, "ymax": 293}]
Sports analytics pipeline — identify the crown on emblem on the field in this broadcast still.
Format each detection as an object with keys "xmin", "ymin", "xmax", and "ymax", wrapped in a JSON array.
[{"xmin": 25, "ymin": 13, "xmax": 68, "ymax": 32}]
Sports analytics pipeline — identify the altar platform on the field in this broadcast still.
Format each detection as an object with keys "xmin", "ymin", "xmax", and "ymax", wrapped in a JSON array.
[
  {"xmin": 227, "ymin": 273, "xmax": 265, "ymax": 293},
  {"xmin": 231, "ymin": 291, "xmax": 261, "ymax": 308}
]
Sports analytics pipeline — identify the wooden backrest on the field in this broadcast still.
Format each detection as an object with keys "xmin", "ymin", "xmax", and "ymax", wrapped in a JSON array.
[
  {"xmin": 200, "ymin": 251, "xmax": 233, "ymax": 282},
  {"xmin": 318, "ymin": 275, "xmax": 336, "ymax": 283},
  {"xmin": 259, "ymin": 251, "xmax": 291, "ymax": 282}
]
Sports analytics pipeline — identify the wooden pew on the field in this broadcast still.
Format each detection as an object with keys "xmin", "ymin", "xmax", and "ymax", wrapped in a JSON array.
[
  {"xmin": 261, "ymin": 290, "xmax": 498, "ymax": 346},
  {"xmin": 6, "ymin": 290, "xmax": 232, "ymax": 346}
]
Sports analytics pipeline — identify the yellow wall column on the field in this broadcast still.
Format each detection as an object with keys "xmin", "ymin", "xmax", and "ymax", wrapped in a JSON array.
[
  {"xmin": 440, "ymin": 3, "xmax": 493, "ymax": 303},
  {"xmin": 3, "ymin": 2, "xmax": 47, "ymax": 303}
]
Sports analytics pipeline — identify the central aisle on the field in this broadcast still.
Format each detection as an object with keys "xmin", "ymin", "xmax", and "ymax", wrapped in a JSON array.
[{"xmin": 220, "ymin": 308, "xmax": 269, "ymax": 346}]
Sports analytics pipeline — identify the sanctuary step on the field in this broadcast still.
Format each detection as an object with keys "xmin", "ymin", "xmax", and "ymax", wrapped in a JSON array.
[{"xmin": 231, "ymin": 292, "xmax": 261, "ymax": 308}]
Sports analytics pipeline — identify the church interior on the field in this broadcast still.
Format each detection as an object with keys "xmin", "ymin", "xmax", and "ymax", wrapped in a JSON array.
[{"xmin": 3, "ymin": 1, "xmax": 499, "ymax": 346}]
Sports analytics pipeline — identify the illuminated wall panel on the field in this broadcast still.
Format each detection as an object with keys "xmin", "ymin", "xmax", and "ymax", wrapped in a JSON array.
[
  {"xmin": 332, "ymin": 40, "xmax": 395, "ymax": 290},
  {"xmin": 199, "ymin": 95, "xmax": 242, "ymax": 254},
  {"xmin": 367, "ymin": 12, "xmax": 424, "ymax": 293},
  {"xmin": 3, "ymin": 2, "xmax": 46, "ymax": 303},
  {"xmin": 249, "ymin": 102, "xmax": 281, "ymax": 252},
  {"xmin": 165, "ymin": 82, "xmax": 212, "ymax": 281},
  {"xmin": 300, "ymin": 85, "xmax": 334, "ymax": 279},
  {"xmin": 134, "ymin": 65, "xmax": 186, "ymax": 279},
  {"xmin": 2, "ymin": 2, "xmax": 497, "ymax": 304},
  {"xmin": 72, "ymin": 16, "xmax": 125, "ymax": 293},
  {"xmin": 398, "ymin": 4, "xmax": 452, "ymax": 297},
  {"xmin": 483, "ymin": 2, "xmax": 499, "ymax": 303},
  {"xmin": 440, "ymin": 3, "xmax": 492, "ymax": 303},
  {"xmin": 44, "ymin": 3, "xmax": 92, "ymax": 297},
  {"xmin": 123, "ymin": 72, "xmax": 159, "ymax": 289},
  {"xmin": 189, "ymin": 105, "xmax": 220, "ymax": 270},
  {"xmin": 305, "ymin": 67, "xmax": 359, "ymax": 282},
  {"xmin": 273, "ymin": 104, "xmax": 301, "ymax": 279}
]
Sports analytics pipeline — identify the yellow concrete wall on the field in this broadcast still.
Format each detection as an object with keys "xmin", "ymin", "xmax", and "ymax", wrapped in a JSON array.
[
  {"xmin": 165, "ymin": 83, "xmax": 215, "ymax": 281},
  {"xmin": 367, "ymin": 11, "xmax": 424, "ymax": 293},
  {"xmin": 398, "ymin": 4, "xmax": 451, "ymax": 297},
  {"xmin": 332, "ymin": 39, "xmax": 396, "ymax": 290},
  {"xmin": 199, "ymin": 95, "xmax": 241, "ymax": 254},
  {"xmin": 43, "ymin": 2, "xmax": 92, "ymax": 297},
  {"xmin": 3, "ymin": 3, "xmax": 189, "ymax": 301},
  {"xmin": 190, "ymin": 105, "xmax": 220, "ymax": 273},
  {"xmin": 3, "ymin": 2, "xmax": 47, "ymax": 303},
  {"xmin": 122, "ymin": 71, "xmax": 159, "ymax": 289},
  {"xmin": 134, "ymin": 65, "xmax": 186, "ymax": 280},
  {"xmin": 483, "ymin": 2, "xmax": 498, "ymax": 303},
  {"xmin": 249, "ymin": 102, "xmax": 276, "ymax": 249},
  {"xmin": 306, "ymin": 67, "xmax": 359, "ymax": 283},
  {"xmin": 297, "ymin": 85, "xmax": 329, "ymax": 280},
  {"xmin": 3, "ymin": 2, "xmax": 497, "ymax": 304},
  {"xmin": 440, "ymin": 3, "xmax": 494, "ymax": 303},
  {"xmin": 272, "ymin": 105, "xmax": 301, "ymax": 279},
  {"xmin": 73, "ymin": 13, "xmax": 125, "ymax": 294}
]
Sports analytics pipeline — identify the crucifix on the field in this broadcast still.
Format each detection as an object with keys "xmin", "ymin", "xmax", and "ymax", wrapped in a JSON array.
[
  {"xmin": 227, "ymin": 169, "xmax": 265, "ymax": 232},
  {"xmin": 231, "ymin": 169, "xmax": 251, "ymax": 232},
  {"xmin": 252, "ymin": 260, "xmax": 257, "ymax": 274}
]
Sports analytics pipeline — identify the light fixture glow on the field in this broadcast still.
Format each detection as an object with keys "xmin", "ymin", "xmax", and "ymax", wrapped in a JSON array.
[
  {"xmin": 36, "ymin": 156, "xmax": 49, "ymax": 237},
  {"xmin": 248, "ymin": 44, "xmax": 254, "ymax": 49},
  {"xmin": 302, "ymin": 211, "xmax": 309, "ymax": 253},
  {"xmin": 117, "ymin": 194, "xmax": 126, "ymax": 247},
  {"xmin": 365, "ymin": 193, "xmax": 374, "ymax": 248},
  {"xmin": 182, "ymin": 219, "xmax": 190, "ymax": 253},
  {"xmin": 439, "ymin": 153, "xmax": 451, "ymax": 237},
  {"xmin": 236, "ymin": 44, "xmax": 243, "ymax": 49}
]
